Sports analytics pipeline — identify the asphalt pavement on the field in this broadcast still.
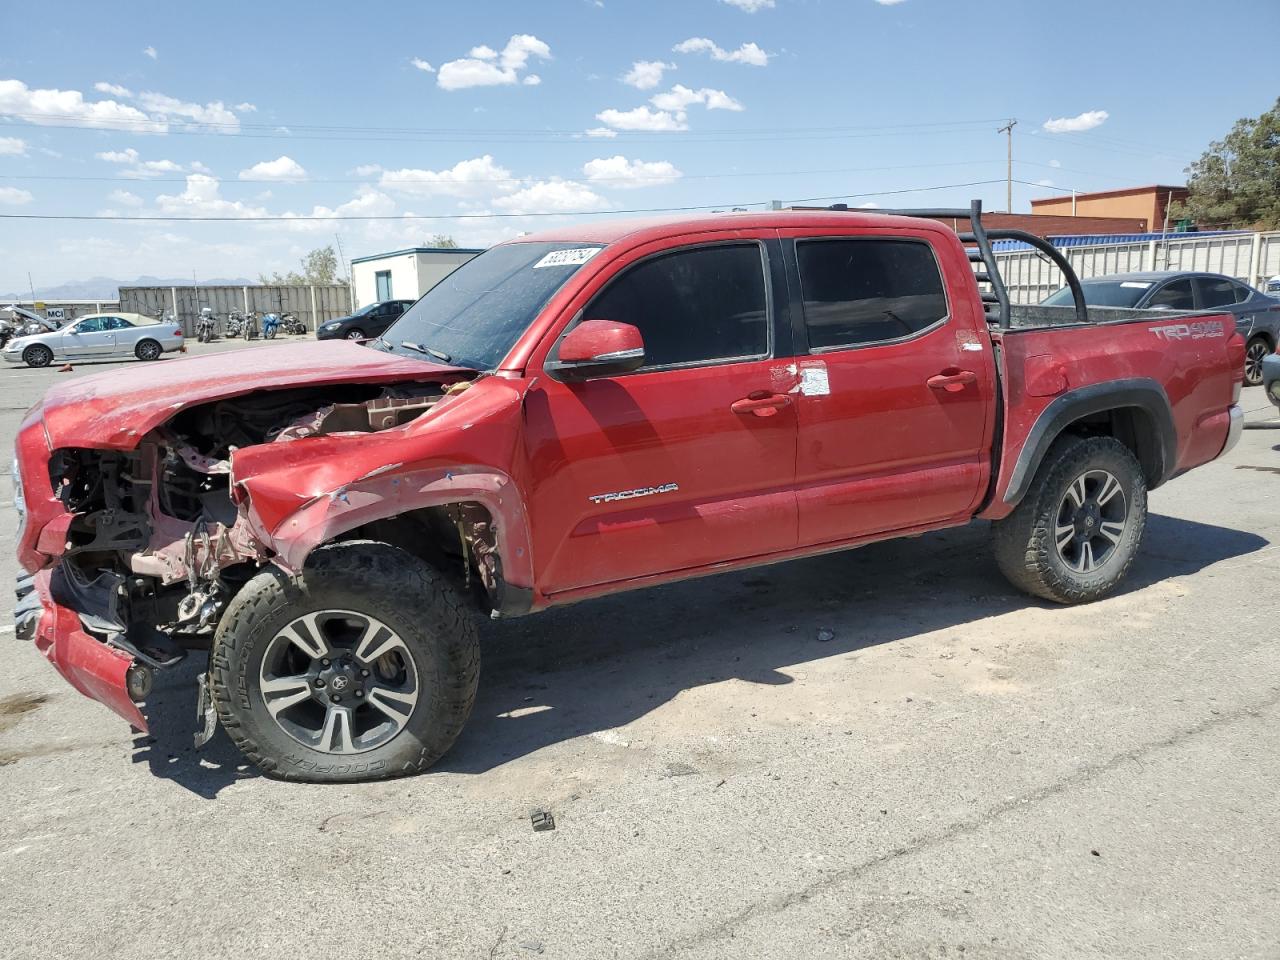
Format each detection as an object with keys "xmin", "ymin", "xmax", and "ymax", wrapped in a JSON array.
[{"xmin": 0, "ymin": 338, "xmax": 1277, "ymax": 959}]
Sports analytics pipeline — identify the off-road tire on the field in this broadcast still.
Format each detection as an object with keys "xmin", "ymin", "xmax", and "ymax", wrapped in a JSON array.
[
  {"xmin": 22, "ymin": 344, "xmax": 52, "ymax": 368},
  {"xmin": 210, "ymin": 541, "xmax": 479, "ymax": 782},
  {"xmin": 135, "ymin": 338, "xmax": 162, "ymax": 361},
  {"xmin": 993, "ymin": 435, "xmax": 1147, "ymax": 604}
]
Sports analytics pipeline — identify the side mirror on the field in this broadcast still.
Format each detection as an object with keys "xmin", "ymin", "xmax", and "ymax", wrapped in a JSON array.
[{"xmin": 548, "ymin": 319, "xmax": 645, "ymax": 380}]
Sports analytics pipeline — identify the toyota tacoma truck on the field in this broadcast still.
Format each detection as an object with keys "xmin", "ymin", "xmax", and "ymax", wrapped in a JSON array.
[{"xmin": 13, "ymin": 202, "xmax": 1246, "ymax": 782}]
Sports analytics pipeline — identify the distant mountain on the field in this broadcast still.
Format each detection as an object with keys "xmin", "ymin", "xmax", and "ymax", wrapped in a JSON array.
[{"xmin": 1, "ymin": 275, "xmax": 257, "ymax": 302}]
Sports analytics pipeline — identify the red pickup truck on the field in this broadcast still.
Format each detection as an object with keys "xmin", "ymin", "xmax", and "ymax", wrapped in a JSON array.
[{"xmin": 13, "ymin": 203, "xmax": 1245, "ymax": 781}]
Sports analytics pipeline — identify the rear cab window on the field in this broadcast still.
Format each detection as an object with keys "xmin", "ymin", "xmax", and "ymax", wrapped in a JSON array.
[{"xmin": 794, "ymin": 238, "xmax": 949, "ymax": 351}]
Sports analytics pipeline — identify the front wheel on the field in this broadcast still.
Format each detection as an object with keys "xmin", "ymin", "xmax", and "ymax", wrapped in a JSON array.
[
  {"xmin": 993, "ymin": 435, "xmax": 1147, "ymax": 604},
  {"xmin": 23, "ymin": 344, "xmax": 52, "ymax": 368},
  {"xmin": 210, "ymin": 542, "xmax": 479, "ymax": 782},
  {"xmin": 345, "ymin": 328, "xmax": 365, "ymax": 341},
  {"xmin": 1245, "ymin": 336, "xmax": 1270, "ymax": 387}
]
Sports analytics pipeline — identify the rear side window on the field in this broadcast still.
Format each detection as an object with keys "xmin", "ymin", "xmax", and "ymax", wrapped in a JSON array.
[
  {"xmin": 796, "ymin": 239, "xmax": 948, "ymax": 350},
  {"xmin": 585, "ymin": 243, "xmax": 769, "ymax": 369},
  {"xmin": 1147, "ymin": 279, "xmax": 1194, "ymax": 310},
  {"xmin": 1196, "ymin": 277, "xmax": 1246, "ymax": 308}
]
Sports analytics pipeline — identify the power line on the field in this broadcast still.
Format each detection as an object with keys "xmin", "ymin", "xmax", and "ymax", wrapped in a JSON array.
[
  {"xmin": 0, "ymin": 178, "xmax": 1024, "ymax": 223},
  {"xmin": 0, "ymin": 159, "xmax": 1001, "ymax": 187}
]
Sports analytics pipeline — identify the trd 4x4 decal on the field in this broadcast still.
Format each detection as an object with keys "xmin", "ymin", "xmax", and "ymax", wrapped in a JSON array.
[{"xmin": 1151, "ymin": 319, "xmax": 1225, "ymax": 342}]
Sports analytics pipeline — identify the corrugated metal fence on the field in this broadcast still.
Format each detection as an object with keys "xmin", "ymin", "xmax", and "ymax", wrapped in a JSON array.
[
  {"xmin": 118, "ymin": 284, "xmax": 351, "ymax": 335},
  {"xmin": 991, "ymin": 231, "xmax": 1280, "ymax": 304}
]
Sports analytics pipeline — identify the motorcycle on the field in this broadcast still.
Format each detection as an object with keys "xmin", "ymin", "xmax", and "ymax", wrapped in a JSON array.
[
  {"xmin": 224, "ymin": 312, "xmax": 243, "ymax": 338},
  {"xmin": 196, "ymin": 309, "xmax": 219, "ymax": 343},
  {"xmin": 282, "ymin": 312, "xmax": 307, "ymax": 336},
  {"xmin": 241, "ymin": 311, "xmax": 259, "ymax": 341},
  {"xmin": 261, "ymin": 312, "xmax": 281, "ymax": 339}
]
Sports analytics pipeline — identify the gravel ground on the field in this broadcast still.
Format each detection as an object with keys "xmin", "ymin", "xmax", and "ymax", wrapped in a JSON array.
[{"xmin": 0, "ymin": 339, "xmax": 1276, "ymax": 959}]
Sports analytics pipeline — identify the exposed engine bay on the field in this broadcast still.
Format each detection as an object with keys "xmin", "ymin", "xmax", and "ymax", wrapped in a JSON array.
[{"xmin": 43, "ymin": 380, "xmax": 485, "ymax": 690}]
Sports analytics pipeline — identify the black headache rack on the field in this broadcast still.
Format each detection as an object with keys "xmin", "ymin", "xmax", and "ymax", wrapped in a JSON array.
[{"xmin": 823, "ymin": 199, "xmax": 1089, "ymax": 329}]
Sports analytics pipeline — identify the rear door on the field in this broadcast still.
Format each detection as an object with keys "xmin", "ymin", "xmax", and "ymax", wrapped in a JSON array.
[
  {"xmin": 525, "ymin": 237, "xmax": 799, "ymax": 594},
  {"xmin": 779, "ymin": 229, "xmax": 995, "ymax": 547}
]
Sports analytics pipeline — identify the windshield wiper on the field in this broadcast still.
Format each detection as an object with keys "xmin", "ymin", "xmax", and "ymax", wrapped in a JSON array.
[{"xmin": 400, "ymin": 341, "xmax": 452, "ymax": 362}]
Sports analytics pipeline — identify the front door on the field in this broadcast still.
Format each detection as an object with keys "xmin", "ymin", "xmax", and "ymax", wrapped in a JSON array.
[
  {"xmin": 61, "ymin": 316, "xmax": 117, "ymax": 358},
  {"xmin": 525, "ymin": 239, "xmax": 799, "ymax": 594},
  {"xmin": 780, "ymin": 232, "xmax": 994, "ymax": 546}
]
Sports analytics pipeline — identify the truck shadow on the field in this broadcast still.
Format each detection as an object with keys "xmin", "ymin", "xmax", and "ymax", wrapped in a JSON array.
[{"xmin": 133, "ymin": 513, "xmax": 1266, "ymax": 795}]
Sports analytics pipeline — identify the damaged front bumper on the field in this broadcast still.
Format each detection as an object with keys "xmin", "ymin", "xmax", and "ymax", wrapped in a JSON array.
[{"xmin": 14, "ymin": 567, "xmax": 148, "ymax": 732}]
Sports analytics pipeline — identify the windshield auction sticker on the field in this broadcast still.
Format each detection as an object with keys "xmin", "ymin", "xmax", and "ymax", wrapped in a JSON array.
[{"xmin": 534, "ymin": 248, "xmax": 601, "ymax": 269}]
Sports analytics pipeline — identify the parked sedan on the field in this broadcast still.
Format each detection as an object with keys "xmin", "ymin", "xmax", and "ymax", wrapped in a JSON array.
[
  {"xmin": 2, "ymin": 312, "xmax": 183, "ymax": 368},
  {"xmin": 1044, "ymin": 271, "xmax": 1280, "ymax": 385},
  {"xmin": 315, "ymin": 299, "xmax": 416, "ymax": 341}
]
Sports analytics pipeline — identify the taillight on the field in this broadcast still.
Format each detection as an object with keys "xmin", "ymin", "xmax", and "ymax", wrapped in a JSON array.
[{"xmin": 1227, "ymin": 331, "xmax": 1245, "ymax": 402}]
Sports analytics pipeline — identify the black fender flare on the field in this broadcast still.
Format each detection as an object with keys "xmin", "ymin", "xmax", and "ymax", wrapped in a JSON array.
[{"xmin": 1003, "ymin": 377, "xmax": 1176, "ymax": 507}]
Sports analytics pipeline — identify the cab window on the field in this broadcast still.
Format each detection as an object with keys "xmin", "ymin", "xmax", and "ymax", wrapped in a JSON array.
[
  {"xmin": 795, "ymin": 238, "xmax": 948, "ymax": 351},
  {"xmin": 74, "ymin": 317, "xmax": 106, "ymax": 333},
  {"xmin": 1147, "ymin": 279, "xmax": 1194, "ymax": 310},
  {"xmin": 583, "ymin": 243, "xmax": 769, "ymax": 370}
]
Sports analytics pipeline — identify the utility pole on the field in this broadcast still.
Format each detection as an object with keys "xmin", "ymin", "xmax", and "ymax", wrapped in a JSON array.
[{"xmin": 997, "ymin": 119, "xmax": 1017, "ymax": 212}]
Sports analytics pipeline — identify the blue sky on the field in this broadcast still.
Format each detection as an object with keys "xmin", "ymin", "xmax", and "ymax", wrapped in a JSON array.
[{"xmin": 0, "ymin": 0, "xmax": 1277, "ymax": 291}]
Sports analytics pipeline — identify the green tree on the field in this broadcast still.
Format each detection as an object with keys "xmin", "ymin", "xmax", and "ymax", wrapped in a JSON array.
[
  {"xmin": 425, "ymin": 234, "xmax": 459, "ymax": 249},
  {"xmin": 1170, "ymin": 97, "xmax": 1280, "ymax": 229},
  {"xmin": 258, "ymin": 245, "xmax": 347, "ymax": 285}
]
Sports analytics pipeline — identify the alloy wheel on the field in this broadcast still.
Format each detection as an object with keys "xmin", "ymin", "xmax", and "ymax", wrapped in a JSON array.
[
  {"xmin": 1054, "ymin": 469, "xmax": 1127, "ymax": 574},
  {"xmin": 1245, "ymin": 339, "xmax": 1268, "ymax": 385},
  {"xmin": 258, "ymin": 610, "xmax": 420, "ymax": 755}
]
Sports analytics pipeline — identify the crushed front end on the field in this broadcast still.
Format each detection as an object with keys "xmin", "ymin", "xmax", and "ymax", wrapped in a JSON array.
[{"xmin": 13, "ymin": 375, "xmax": 458, "ymax": 734}]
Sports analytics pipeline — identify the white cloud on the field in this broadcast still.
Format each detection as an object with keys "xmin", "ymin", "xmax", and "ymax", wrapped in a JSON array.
[
  {"xmin": 492, "ymin": 180, "xmax": 608, "ymax": 215},
  {"xmin": 155, "ymin": 175, "xmax": 267, "ymax": 218},
  {"xmin": 143, "ymin": 46, "xmax": 158, "ymax": 59},
  {"xmin": 0, "ymin": 79, "xmax": 164, "ymax": 132},
  {"xmin": 352, "ymin": 163, "xmax": 382, "ymax": 176},
  {"xmin": 583, "ymin": 156, "xmax": 682, "ymax": 189},
  {"xmin": 1048, "ymin": 159, "xmax": 1062, "ymax": 168},
  {"xmin": 135, "ymin": 91, "xmax": 239, "ymax": 131},
  {"xmin": 595, "ymin": 106, "xmax": 688, "ymax": 132},
  {"xmin": 108, "ymin": 189, "xmax": 144, "ymax": 207},
  {"xmin": 720, "ymin": 0, "xmax": 774, "ymax": 10},
  {"xmin": 623, "ymin": 60, "xmax": 675, "ymax": 90},
  {"xmin": 95, "ymin": 147, "xmax": 190, "ymax": 178},
  {"xmin": 189, "ymin": 160, "xmax": 212, "ymax": 174},
  {"xmin": 94, "ymin": 81, "xmax": 134, "ymax": 97},
  {"xmin": 239, "ymin": 155, "xmax": 308, "ymax": 182},
  {"xmin": 0, "ymin": 136, "xmax": 27, "ymax": 156},
  {"xmin": 234, "ymin": 102, "xmax": 257, "ymax": 112},
  {"xmin": 673, "ymin": 38, "xmax": 769, "ymax": 66},
  {"xmin": 1043, "ymin": 110, "xmax": 1109, "ymax": 133},
  {"xmin": 585, "ymin": 127, "xmax": 619, "ymax": 138},
  {"xmin": 0, "ymin": 186, "xmax": 33, "ymax": 205},
  {"xmin": 1037, "ymin": 179, "xmax": 1055, "ymax": 187},
  {"xmin": 437, "ymin": 34, "xmax": 551, "ymax": 90},
  {"xmin": 523, "ymin": 74, "xmax": 542, "ymax": 86},
  {"xmin": 279, "ymin": 186, "xmax": 398, "ymax": 232},
  {"xmin": 410, "ymin": 58, "xmax": 435, "ymax": 73},
  {"xmin": 379, "ymin": 155, "xmax": 512, "ymax": 197},
  {"xmin": 875, "ymin": 0, "xmax": 908, "ymax": 5},
  {"xmin": 650, "ymin": 84, "xmax": 743, "ymax": 112}
]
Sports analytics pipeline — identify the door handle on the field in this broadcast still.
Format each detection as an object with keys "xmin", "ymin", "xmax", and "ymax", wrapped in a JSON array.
[
  {"xmin": 926, "ymin": 369, "xmax": 977, "ymax": 393},
  {"xmin": 731, "ymin": 393, "xmax": 790, "ymax": 418}
]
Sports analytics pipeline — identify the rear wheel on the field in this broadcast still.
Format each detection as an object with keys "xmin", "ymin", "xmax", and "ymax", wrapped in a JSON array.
[
  {"xmin": 210, "ymin": 541, "xmax": 479, "ymax": 782},
  {"xmin": 135, "ymin": 338, "xmax": 162, "ymax": 361},
  {"xmin": 993, "ymin": 435, "xmax": 1147, "ymax": 604},
  {"xmin": 22, "ymin": 344, "xmax": 52, "ymax": 368},
  {"xmin": 1245, "ymin": 336, "xmax": 1270, "ymax": 386}
]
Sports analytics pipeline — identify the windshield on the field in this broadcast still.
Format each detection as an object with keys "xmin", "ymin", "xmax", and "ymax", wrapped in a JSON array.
[
  {"xmin": 1043, "ymin": 279, "xmax": 1151, "ymax": 308},
  {"xmin": 351, "ymin": 302, "xmax": 380, "ymax": 317},
  {"xmin": 378, "ymin": 241, "xmax": 603, "ymax": 370}
]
